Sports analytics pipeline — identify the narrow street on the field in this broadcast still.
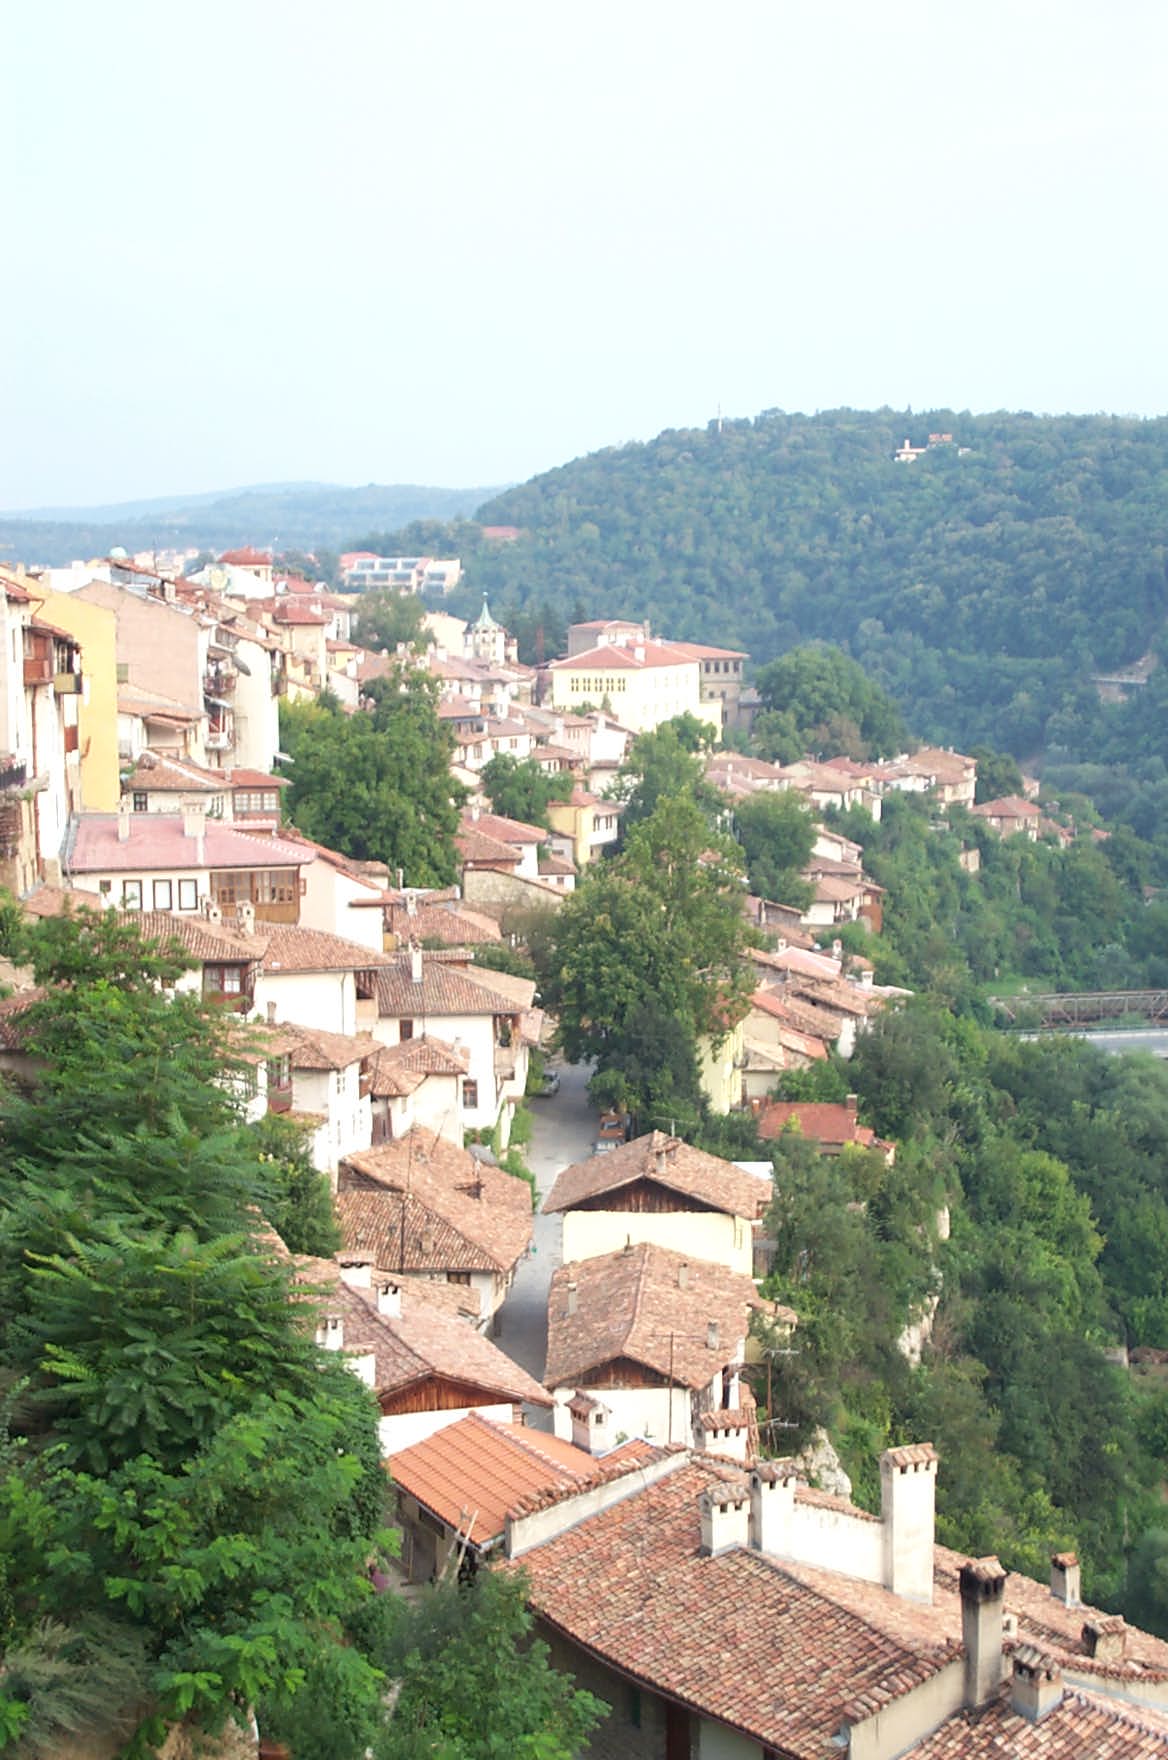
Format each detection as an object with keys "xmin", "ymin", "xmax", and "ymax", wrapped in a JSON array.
[{"xmin": 492, "ymin": 1060, "xmax": 595, "ymax": 1429}]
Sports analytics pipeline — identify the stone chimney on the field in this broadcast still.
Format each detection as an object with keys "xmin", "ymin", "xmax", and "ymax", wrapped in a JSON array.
[
  {"xmin": 236, "ymin": 900, "xmax": 255, "ymax": 937},
  {"xmin": 566, "ymin": 1281, "xmax": 578, "ymax": 1318},
  {"xmin": 1050, "ymin": 1551, "xmax": 1080, "ymax": 1608},
  {"xmin": 338, "ymin": 1259, "xmax": 372, "ymax": 1289},
  {"xmin": 266, "ymin": 1000, "xmax": 277, "ymax": 1024},
  {"xmin": 960, "ymin": 1557, "xmax": 1007, "ymax": 1708},
  {"xmin": 569, "ymin": 1392, "xmax": 612, "ymax": 1456},
  {"xmin": 880, "ymin": 1443, "xmax": 937, "ymax": 1603},
  {"xmin": 677, "ymin": 1261, "xmax": 689, "ymax": 1290},
  {"xmin": 117, "ymin": 798, "xmax": 132, "ymax": 842},
  {"xmin": 1010, "ymin": 1647, "xmax": 1063, "ymax": 1723},
  {"xmin": 698, "ymin": 1478, "xmax": 750, "ymax": 1556},
  {"xmin": 845, "ymin": 1093, "xmax": 858, "ymax": 1116},
  {"xmin": 749, "ymin": 1460, "xmax": 798, "ymax": 1556},
  {"xmin": 316, "ymin": 1313, "xmax": 344, "ymax": 1351},
  {"xmin": 706, "ymin": 1320, "xmax": 720, "ymax": 1352},
  {"xmin": 375, "ymin": 1281, "xmax": 402, "ymax": 1320},
  {"xmin": 409, "ymin": 943, "xmax": 423, "ymax": 984},
  {"xmin": 1082, "ymin": 1615, "xmax": 1127, "ymax": 1663}
]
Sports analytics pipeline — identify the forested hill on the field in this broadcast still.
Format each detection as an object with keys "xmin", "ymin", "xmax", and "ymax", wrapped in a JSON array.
[{"xmin": 434, "ymin": 408, "xmax": 1168, "ymax": 757}]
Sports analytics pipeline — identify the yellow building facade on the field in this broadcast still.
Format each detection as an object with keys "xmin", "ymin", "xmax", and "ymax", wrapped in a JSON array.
[{"xmin": 36, "ymin": 588, "xmax": 120, "ymax": 810}]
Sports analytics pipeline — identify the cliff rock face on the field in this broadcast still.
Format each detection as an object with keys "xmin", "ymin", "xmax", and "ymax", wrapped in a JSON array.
[{"xmin": 796, "ymin": 1427, "xmax": 852, "ymax": 1499}]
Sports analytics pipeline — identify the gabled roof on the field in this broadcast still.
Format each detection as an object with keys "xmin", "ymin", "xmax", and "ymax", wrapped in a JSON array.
[
  {"xmin": 258, "ymin": 923, "xmax": 391, "ymax": 975},
  {"xmin": 314, "ymin": 1280, "xmax": 550, "ymax": 1412},
  {"xmin": 544, "ymin": 1131, "xmax": 768, "ymax": 1220},
  {"xmin": 513, "ymin": 1457, "xmax": 961, "ymax": 1758},
  {"xmin": 388, "ymin": 1414, "xmax": 595, "ymax": 1543},
  {"xmin": 548, "ymin": 638, "xmax": 696, "ymax": 672},
  {"xmin": 337, "ymin": 1131, "xmax": 532, "ymax": 1275},
  {"xmin": 461, "ymin": 810, "xmax": 548, "ymax": 846},
  {"xmin": 374, "ymin": 952, "xmax": 521, "ymax": 1018},
  {"xmin": 970, "ymin": 794, "xmax": 1042, "ymax": 819},
  {"xmin": 455, "ymin": 825, "xmax": 523, "ymax": 868},
  {"xmin": 756, "ymin": 1099, "xmax": 886, "ymax": 1152},
  {"xmin": 64, "ymin": 815, "xmax": 305, "ymax": 876},
  {"xmin": 263, "ymin": 1022, "xmax": 377, "ymax": 1071},
  {"xmin": 386, "ymin": 900, "xmax": 503, "ymax": 947},
  {"xmin": 545, "ymin": 1243, "xmax": 780, "ymax": 1389},
  {"xmin": 366, "ymin": 1034, "xmax": 469, "ymax": 1096}
]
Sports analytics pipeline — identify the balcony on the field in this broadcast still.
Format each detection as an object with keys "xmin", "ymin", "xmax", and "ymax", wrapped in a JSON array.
[
  {"xmin": 0, "ymin": 756, "xmax": 26, "ymax": 791},
  {"xmin": 205, "ymin": 729, "xmax": 231, "ymax": 751},
  {"xmin": 204, "ymin": 665, "xmax": 237, "ymax": 697},
  {"xmin": 23, "ymin": 657, "xmax": 52, "ymax": 686}
]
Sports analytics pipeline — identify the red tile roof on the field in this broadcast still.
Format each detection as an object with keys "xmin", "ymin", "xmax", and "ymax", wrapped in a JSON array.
[
  {"xmin": 65, "ymin": 815, "xmax": 306, "ymax": 875},
  {"xmin": 373, "ymin": 952, "xmax": 522, "ymax": 1019},
  {"xmin": 544, "ymin": 1131, "xmax": 768, "ymax": 1221},
  {"xmin": 389, "ymin": 1414, "xmax": 595, "ymax": 1543},
  {"xmin": 337, "ymin": 1131, "xmax": 532, "ymax": 1275},
  {"xmin": 756, "ymin": 1099, "xmax": 883, "ymax": 1151},
  {"xmin": 545, "ymin": 1243, "xmax": 779, "ymax": 1389}
]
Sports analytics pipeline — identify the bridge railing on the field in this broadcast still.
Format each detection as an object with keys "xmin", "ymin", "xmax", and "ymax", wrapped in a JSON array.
[{"xmin": 991, "ymin": 990, "xmax": 1168, "ymax": 1027}]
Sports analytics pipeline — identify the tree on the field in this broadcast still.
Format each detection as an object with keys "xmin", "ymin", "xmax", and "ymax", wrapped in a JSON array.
[
  {"xmin": 754, "ymin": 645, "xmax": 907, "ymax": 760},
  {"xmin": 540, "ymin": 794, "xmax": 756, "ymax": 1127},
  {"xmin": 971, "ymin": 746, "xmax": 1025, "ymax": 804},
  {"xmin": 0, "ymin": 906, "xmax": 393, "ymax": 1752},
  {"xmin": 251, "ymin": 1112, "xmax": 342, "ymax": 1256},
  {"xmin": 373, "ymin": 1570, "xmax": 604, "ymax": 1760},
  {"xmin": 354, "ymin": 590, "xmax": 427, "ymax": 653},
  {"xmin": 481, "ymin": 754, "xmax": 571, "ymax": 829},
  {"xmin": 279, "ymin": 666, "xmax": 465, "ymax": 883},
  {"xmin": 612, "ymin": 719, "xmax": 723, "ymax": 829},
  {"xmin": 730, "ymin": 790, "xmax": 816, "ymax": 906}
]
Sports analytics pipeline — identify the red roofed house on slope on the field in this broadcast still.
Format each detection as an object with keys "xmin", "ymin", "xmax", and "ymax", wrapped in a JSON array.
[
  {"xmin": 757, "ymin": 1094, "xmax": 896, "ymax": 1164},
  {"xmin": 496, "ymin": 1440, "xmax": 1168, "ymax": 1758}
]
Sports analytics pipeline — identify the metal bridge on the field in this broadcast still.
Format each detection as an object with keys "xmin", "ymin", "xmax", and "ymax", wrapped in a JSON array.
[{"xmin": 991, "ymin": 990, "xmax": 1168, "ymax": 1028}]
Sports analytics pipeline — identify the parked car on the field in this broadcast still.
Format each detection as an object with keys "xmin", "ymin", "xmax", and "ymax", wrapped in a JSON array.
[
  {"xmin": 531, "ymin": 1070, "xmax": 560, "ymax": 1098},
  {"xmin": 592, "ymin": 1110, "xmax": 626, "ymax": 1154}
]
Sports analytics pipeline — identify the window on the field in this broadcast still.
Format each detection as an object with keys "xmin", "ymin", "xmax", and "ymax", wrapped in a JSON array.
[
  {"xmin": 132, "ymin": 791, "xmax": 148, "ymax": 813},
  {"xmin": 178, "ymin": 878, "xmax": 198, "ymax": 911},
  {"xmin": 152, "ymin": 879, "xmax": 173, "ymax": 911},
  {"xmin": 204, "ymin": 965, "xmax": 243, "ymax": 996},
  {"xmin": 122, "ymin": 879, "xmax": 142, "ymax": 910},
  {"xmin": 99, "ymin": 879, "xmax": 112, "ymax": 895},
  {"xmin": 400, "ymin": 1019, "xmax": 414, "ymax": 1041},
  {"xmin": 446, "ymin": 1271, "xmax": 472, "ymax": 1286},
  {"xmin": 207, "ymin": 794, "xmax": 224, "ymax": 819},
  {"xmin": 461, "ymin": 1079, "xmax": 478, "ymax": 1110}
]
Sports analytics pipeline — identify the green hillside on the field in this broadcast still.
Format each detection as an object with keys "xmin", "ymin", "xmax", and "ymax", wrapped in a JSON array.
[{"xmin": 428, "ymin": 407, "xmax": 1168, "ymax": 758}]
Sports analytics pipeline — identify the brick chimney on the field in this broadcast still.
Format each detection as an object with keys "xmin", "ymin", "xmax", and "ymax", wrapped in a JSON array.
[
  {"xmin": 117, "ymin": 798, "xmax": 132, "ymax": 842},
  {"xmin": 698, "ymin": 1478, "xmax": 750, "ymax": 1556},
  {"xmin": 960, "ymin": 1557, "xmax": 1007, "ymax": 1708},
  {"xmin": 1050, "ymin": 1551, "xmax": 1080, "ymax": 1607},
  {"xmin": 1010, "ymin": 1646, "xmax": 1063, "ymax": 1722},
  {"xmin": 880, "ymin": 1443, "xmax": 937, "ymax": 1603},
  {"xmin": 1082, "ymin": 1615, "xmax": 1127, "ymax": 1662}
]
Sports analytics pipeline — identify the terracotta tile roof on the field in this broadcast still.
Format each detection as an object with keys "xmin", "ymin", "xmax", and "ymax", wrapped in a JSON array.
[
  {"xmin": 548, "ymin": 639, "xmax": 699, "ymax": 672},
  {"xmin": 258, "ymin": 923, "xmax": 391, "ymax": 975},
  {"xmin": 544, "ymin": 1243, "xmax": 777, "ymax": 1389},
  {"xmin": 514, "ymin": 1458, "xmax": 961, "ymax": 1757},
  {"xmin": 374, "ymin": 952, "xmax": 518, "ymax": 1019},
  {"xmin": 389, "ymin": 1414, "xmax": 595, "ymax": 1543},
  {"xmin": 270, "ymin": 1022, "xmax": 377, "ymax": 1071},
  {"xmin": 366, "ymin": 1034, "xmax": 469, "ymax": 1096},
  {"xmin": 455, "ymin": 825, "xmax": 522, "ymax": 868},
  {"xmin": 460, "ymin": 810, "xmax": 548, "ymax": 846},
  {"xmin": 114, "ymin": 908, "xmax": 258, "ymax": 961},
  {"xmin": 911, "ymin": 1688, "xmax": 1168, "ymax": 1756},
  {"xmin": 337, "ymin": 1131, "xmax": 532, "ymax": 1275},
  {"xmin": 756, "ymin": 1099, "xmax": 883, "ymax": 1151},
  {"xmin": 219, "ymin": 547, "xmax": 272, "ymax": 566},
  {"xmin": 122, "ymin": 753, "xmax": 225, "ymax": 793},
  {"xmin": 386, "ymin": 900, "xmax": 502, "ymax": 947},
  {"xmin": 65, "ymin": 814, "xmax": 305, "ymax": 875},
  {"xmin": 544, "ymin": 1131, "xmax": 769, "ymax": 1221},
  {"xmin": 749, "ymin": 986, "xmax": 844, "ymax": 1041},
  {"xmin": 317, "ymin": 1281, "xmax": 550, "ymax": 1412},
  {"xmin": 971, "ymin": 794, "xmax": 1042, "ymax": 819},
  {"xmin": 271, "ymin": 601, "xmax": 329, "ymax": 625}
]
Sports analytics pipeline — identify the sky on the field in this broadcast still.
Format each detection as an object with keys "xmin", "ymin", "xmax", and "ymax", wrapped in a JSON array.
[{"xmin": 4, "ymin": 1, "xmax": 1168, "ymax": 508}]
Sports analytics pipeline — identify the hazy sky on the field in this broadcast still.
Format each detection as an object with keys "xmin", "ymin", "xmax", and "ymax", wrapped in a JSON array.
[{"xmin": 4, "ymin": 1, "xmax": 1167, "ymax": 507}]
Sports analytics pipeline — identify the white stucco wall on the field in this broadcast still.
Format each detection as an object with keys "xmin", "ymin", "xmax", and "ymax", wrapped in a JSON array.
[
  {"xmin": 254, "ymin": 968, "xmax": 356, "ymax": 1036},
  {"xmin": 380, "ymin": 1401, "xmax": 514, "ymax": 1457},
  {"xmin": 559, "ymin": 1210, "xmax": 752, "ymax": 1277},
  {"xmin": 552, "ymin": 1383, "xmax": 695, "ymax": 1449},
  {"xmin": 697, "ymin": 1721, "xmax": 764, "ymax": 1759}
]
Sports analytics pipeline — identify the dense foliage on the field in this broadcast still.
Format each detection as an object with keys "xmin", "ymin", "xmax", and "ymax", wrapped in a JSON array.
[
  {"xmin": 363, "ymin": 409, "xmax": 1168, "ymax": 772},
  {"xmin": 480, "ymin": 753, "xmax": 571, "ymax": 829},
  {"xmin": 279, "ymin": 667, "xmax": 465, "ymax": 885},
  {"xmin": 539, "ymin": 794, "xmax": 756, "ymax": 1130}
]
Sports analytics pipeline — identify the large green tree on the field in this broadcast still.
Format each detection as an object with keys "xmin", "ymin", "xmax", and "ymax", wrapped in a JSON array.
[
  {"xmin": 280, "ymin": 666, "xmax": 465, "ymax": 883},
  {"xmin": 353, "ymin": 589, "xmax": 427, "ymax": 653},
  {"xmin": 540, "ymin": 793, "xmax": 755, "ymax": 1128},
  {"xmin": 730, "ymin": 789, "xmax": 816, "ymax": 906},
  {"xmin": 612, "ymin": 716, "xmax": 723, "ymax": 830},
  {"xmin": 481, "ymin": 753, "xmax": 571, "ymax": 829}
]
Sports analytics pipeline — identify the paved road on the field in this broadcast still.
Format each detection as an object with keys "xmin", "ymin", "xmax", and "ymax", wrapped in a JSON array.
[{"xmin": 492, "ymin": 1060, "xmax": 595, "ymax": 1429}]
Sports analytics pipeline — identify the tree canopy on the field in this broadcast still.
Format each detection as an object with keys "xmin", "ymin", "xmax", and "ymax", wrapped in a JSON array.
[
  {"xmin": 480, "ymin": 753, "xmax": 571, "ymax": 829},
  {"xmin": 279, "ymin": 665, "xmax": 465, "ymax": 884}
]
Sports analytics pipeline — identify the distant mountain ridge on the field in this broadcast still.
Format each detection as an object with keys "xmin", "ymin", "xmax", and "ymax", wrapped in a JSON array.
[{"xmin": 0, "ymin": 480, "xmax": 508, "ymax": 567}]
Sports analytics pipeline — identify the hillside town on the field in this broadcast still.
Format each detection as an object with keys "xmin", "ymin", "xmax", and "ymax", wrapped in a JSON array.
[{"xmin": 3, "ymin": 539, "xmax": 1167, "ymax": 1758}]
